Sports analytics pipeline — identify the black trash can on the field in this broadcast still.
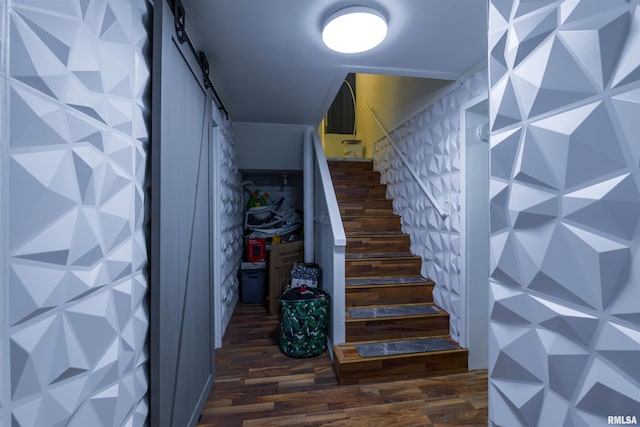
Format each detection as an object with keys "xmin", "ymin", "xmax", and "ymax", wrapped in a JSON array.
[{"xmin": 279, "ymin": 286, "xmax": 330, "ymax": 358}]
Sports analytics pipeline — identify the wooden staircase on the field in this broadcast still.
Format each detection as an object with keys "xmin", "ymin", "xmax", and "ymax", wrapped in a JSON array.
[{"xmin": 328, "ymin": 159, "xmax": 468, "ymax": 385}]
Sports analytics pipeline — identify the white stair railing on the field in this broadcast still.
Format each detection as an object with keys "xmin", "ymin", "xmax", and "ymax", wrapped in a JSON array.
[{"xmin": 310, "ymin": 129, "xmax": 346, "ymax": 349}]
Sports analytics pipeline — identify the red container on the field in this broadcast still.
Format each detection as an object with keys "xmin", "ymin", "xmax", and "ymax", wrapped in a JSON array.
[{"xmin": 247, "ymin": 238, "xmax": 266, "ymax": 262}]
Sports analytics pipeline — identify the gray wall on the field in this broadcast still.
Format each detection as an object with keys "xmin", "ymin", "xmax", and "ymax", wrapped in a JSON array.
[
  {"xmin": 1, "ymin": 0, "xmax": 151, "ymax": 425},
  {"xmin": 234, "ymin": 122, "xmax": 306, "ymax": 171},
  {"xmin": 488, "ymin": 1, "xmax": 640, "ymax": 425}
]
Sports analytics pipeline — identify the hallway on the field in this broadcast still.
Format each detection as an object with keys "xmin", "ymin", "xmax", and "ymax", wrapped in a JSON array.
[{"xmin": 197, "ymin": 303, "xmax": 488, "ymax": 426}]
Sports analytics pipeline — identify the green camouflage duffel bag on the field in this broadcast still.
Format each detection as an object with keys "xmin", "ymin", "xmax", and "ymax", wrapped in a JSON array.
[{"xmin": 279, "ymin": 286, "xmax": 330, "ymax": 358}]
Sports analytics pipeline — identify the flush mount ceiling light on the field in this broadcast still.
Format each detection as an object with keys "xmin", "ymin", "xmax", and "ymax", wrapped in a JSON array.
[{"xmin": 322, "ymin": 6, "xmax": 388, "ymax": 53}]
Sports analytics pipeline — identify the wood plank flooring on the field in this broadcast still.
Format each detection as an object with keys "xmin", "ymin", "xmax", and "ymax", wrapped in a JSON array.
[{"xmin": 197, "ymin": 303, "xmax": 488, "ymax": 426}]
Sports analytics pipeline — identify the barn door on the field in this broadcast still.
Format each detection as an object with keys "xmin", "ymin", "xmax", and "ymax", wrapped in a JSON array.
[{"xmin": 150, "ymin": 2, "xmax": 214, "ymax": 426}]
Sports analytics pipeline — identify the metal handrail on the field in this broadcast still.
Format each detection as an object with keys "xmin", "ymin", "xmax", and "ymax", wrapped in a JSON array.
[{"xmin": 367, "ymin": 104, "xmax": 448, "ymax": 219}]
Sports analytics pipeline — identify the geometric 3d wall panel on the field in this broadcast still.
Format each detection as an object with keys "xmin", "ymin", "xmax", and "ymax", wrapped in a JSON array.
[
  {"xmin": 218, "ymin": 126, "xmax": 244, "ymax": 337},
  {"xmin": 489, "ymin": 1, "xmax": 640, "ymax": 425},
  {"xmin": 2, "ymin": 0, "xmax": 151, "ymax": 425},
  {"xmin": 374, "ymin": 69, "xmax": 488, "ymax": 342}
]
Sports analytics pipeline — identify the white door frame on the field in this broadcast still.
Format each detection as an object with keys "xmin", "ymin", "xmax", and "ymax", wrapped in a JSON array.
[{"xmin": 459, "ymin": 94, "xmax": 490, "ymax": 370}]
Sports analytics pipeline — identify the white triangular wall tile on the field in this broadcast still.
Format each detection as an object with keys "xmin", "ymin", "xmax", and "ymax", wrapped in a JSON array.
[
  {"xmin": 490, "ymin": 1, "xmax": 640, "ymax": 424},
  {"xmin": 611, "ymin": 5, "xmax": 640, "ymax": 88},
  {"xmin": 3, "ymin": 3, "xmax": 150, "ymax": 423}
]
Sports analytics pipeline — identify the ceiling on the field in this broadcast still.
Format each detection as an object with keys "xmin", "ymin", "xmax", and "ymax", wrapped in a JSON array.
[{"xmin": 181, "ymin": 0, "xmax": 488, "ymax": 126}]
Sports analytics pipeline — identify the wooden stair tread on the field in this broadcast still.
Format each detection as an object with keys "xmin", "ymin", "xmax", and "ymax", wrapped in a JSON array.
[
  {"xmin": 346, "ymin": 233, "xmax": 407, "ymax": 240},
  {"xmin": 346, "ymin": 254, "xmax": 421, "ymax": 262},
  {"xmin": 343, "ymin": 217, "xmax": 402, "ymax": 233},
  {"xmin": 333, "ymin": 183, "xmax": 382, "ymax": 188},
  {"xmin": 342, "ymin": 214, "xmax": 398, "ymax": 219},
  {"xmin": 345, "ymin": 230, "xmax": 406, "ymax": 236},
  {"xmin": 338, "ymin": 198, "xmax": 392, "ymax": 204},
  {"xmin": 346, "ymin": 232, "xmax": 406, "ymax": 237},
  {"xmin": 337, "ymin": 197, "xmax": 387, "ymax": 201},
  {"xmin": 331, "ymin": 176, "xmax": 381, "ymax": 184},
  {"xmin": 335, "ymin": 336, "xmax": 463, "ymax": 362},
  {"xmin": 333, "ymin": 339, "xmax": 468, "ymax": 385},
  {"xmin": 335, "ymin": 191, "xmax": 386, "ymax": 196},
  {"xmin": 346, "ymin": 276, "xmax": 430, "ymax": 285},
  {"xmin": 346, "ymin": 303, "xmax": 444, "ymax": 321},
  {"xmin": 341, "ymin": 209, "xmax": 395, "ymax": 216},
  {"xmin": 346, "ymin": 235, "xmax": 411, "ymax": 256},
  {"xmin": 346, "ymin": 252, "xmax": 413, "ymax": 259},
  {"xmin": 327, "ymin": 158, "xmax": 373, "ymax": 163},
  {"xmin": 346, "ymin": 278, "xmax": 434, "ymax": 307},
  {"xmin": 334, "ymin": 193, "xmax": 384, "ymax": 196}
]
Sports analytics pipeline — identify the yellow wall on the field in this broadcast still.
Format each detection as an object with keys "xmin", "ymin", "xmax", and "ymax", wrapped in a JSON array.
[
  {"xmin": 321, "ymin": 74, "xmax": 452, "ymax": 158},
  {"xmin": 356, "ymin": 74, "xmax": 451, "ymax": 158},
  {"xmin": 320, "ymin": 116, "xmax": 366, "ymax": 158}
]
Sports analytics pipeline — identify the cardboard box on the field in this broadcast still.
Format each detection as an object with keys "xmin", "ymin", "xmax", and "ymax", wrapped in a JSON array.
[{"xmin": 268, "ymin": 241, "xmax": 304, "ymax": 315}]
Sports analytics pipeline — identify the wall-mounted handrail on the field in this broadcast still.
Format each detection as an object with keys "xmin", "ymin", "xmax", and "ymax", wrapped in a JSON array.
[{"xmin": 367, "ymin": 104, "xmax": 448, "ymax": 219}]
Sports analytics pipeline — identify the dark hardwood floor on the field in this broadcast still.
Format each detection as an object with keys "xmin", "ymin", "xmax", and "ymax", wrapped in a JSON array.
[{"xmin": 197, "ymin": 303, "xmax": 488, "ymax": 426}]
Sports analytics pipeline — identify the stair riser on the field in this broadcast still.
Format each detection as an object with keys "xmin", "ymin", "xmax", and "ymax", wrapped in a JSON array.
[
  {"xmin": 340, "ymin": 199, "xmax": 394, "ymax": 216},
  {"xmin": 339, "ymin": 198, "xmax": 393, "ymax": 209},
  {"xmin": 330, "ymin": 171, "xmax": 381, "ymax": 183},
  {"xmin": 346, "ymin": 315, "xmax": 449, "ymax": 342},
  {"xmin": 347, "ymin": 235, "xmax": 410, "ymax": 254},
  {"xmin": 343, "ymin": 217, "xmax": 401, "ymax": 233},
  {"xmin": 328, "ymin": 161, "xmax": 373, "ymax": 172},
  {"xmin": 346, "ymin": 285, "xmax": 434, "ymax": 307},
  {"xmin": 334, "ymin": 350, "xmax": 468, "ymax": 385},
  {"xmin": 346, "ymin": 258, "xmax": 422, "ymax": 277},
  {"xmin": 341, "ymin": 207, "xmax": 395, "ymax": 216},
  {"xmin": 335, "ymin": 188, "xmax": 387, "ymax": 199}
]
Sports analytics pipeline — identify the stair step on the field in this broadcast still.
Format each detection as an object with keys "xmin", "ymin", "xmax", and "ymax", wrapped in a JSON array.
[
  {"xmin": 333, "ymin": 181, "xmax": 386, "ymax": 190},
  {"xmin": 346, "ymin": 276, "xmax": 430, "ymax": 286},
  {"xmin": 346, "ymin": 252, "xmax": 412, "ymax": 259},
  {"xmin": 334, "ymin": 184, "xmax": 387, "ymax": 199},
  {"xmin": 348, "ymin": 304, "xmax": 440, "ymax": 319},
  {"xmin": 342, "ymin": 207, "xmax": 394, "ymax": 216},
  {"xmin": 347, "ymin": 234, "xmax": 410, "ymax": 255},
  {"xmin": 328, "ymin": 159, "xmax": 373, "ymax": 171},
  {"xmin": 345, "ymin": 230, "xmax": 403, "ymax": 236},
  {"xmin": 346, "ymin": 255, "xmax": 422, "ymax": 278},
  {"xmin": 346, "ymin": 276, "xmax": 434, "ymax": 307},
  {"xmin": 336, "ymin": 195, "xmax": 388, "ymax": 204},
  {"xmin": 333, "ymin": 337, "xmax": 468, "ymax": 385},
  {"xmin": 346, "ymin": 303, "xmax": 450, "ymax": 342},
  {"xmin": 346, "ymin": 283, "xmax": 433, "ymax": 307},
  {"xmin": 355, "ymin": 337, "xmax": 458, "ymax": 357},
  {"xmin": 339, "ymin": 198, "xmax": 394, "ymax": 216},
  {"xmin": 342, "ymin": 215, "xmax": 401, "ymax": 233},
  {"xmin": 330, "ymin": 170, "xmax": 381, "ymax": 184}
]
